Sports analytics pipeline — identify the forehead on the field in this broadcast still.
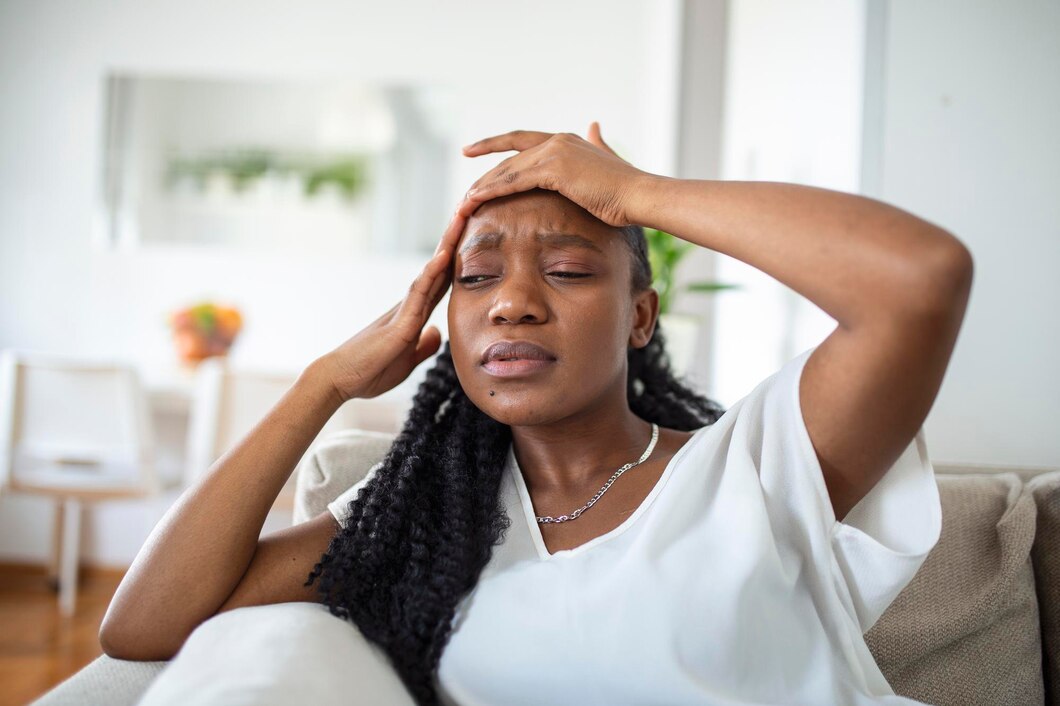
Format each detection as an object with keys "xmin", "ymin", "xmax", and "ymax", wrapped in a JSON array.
[{"xmin": 457, "ymin": 191, "xmax": 615, "ymax": 256}]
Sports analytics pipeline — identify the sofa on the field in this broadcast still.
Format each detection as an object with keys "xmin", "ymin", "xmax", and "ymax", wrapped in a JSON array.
[{"xmin": 30, "ymin": 429, "xmax": 1060, "ymax": 706}]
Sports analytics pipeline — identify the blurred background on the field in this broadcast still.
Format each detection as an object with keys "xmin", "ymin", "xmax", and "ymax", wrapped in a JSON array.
[{"xmin": 0, "ymin": 0, "xmax": 1057, "ymax": 702}]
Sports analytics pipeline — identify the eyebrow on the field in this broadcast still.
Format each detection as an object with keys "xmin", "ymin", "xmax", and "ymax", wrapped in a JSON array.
[{"xmin": 459, "ymin": 231, "xmax": 605, "ymax": 256}]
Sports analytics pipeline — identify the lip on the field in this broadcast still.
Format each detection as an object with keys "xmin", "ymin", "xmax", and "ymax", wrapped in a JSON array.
[
  {"xmin": 480, "ymin": 340, "xmax": 557, "ymax": 365},
  {"xmin": 482, "ymin": 358, "xmax": 556, "ymax": 378}
]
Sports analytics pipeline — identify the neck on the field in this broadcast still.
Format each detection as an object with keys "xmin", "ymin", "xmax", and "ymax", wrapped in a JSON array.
[{"xmin": 509, "ymin": 390, "xmax": 654, "ymax": 496}]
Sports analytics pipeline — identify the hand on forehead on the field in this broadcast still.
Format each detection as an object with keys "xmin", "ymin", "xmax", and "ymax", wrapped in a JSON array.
[{"xmin": 455, "ymin": 189, "xmax": 616, "ymax": 255}]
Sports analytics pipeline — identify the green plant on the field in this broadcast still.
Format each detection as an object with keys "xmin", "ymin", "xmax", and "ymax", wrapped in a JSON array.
[
  {"xmin": 302, "ymin": 157, "xmax": 367, "ymax": 199},
  {"xmin": 164, "ymin": 149, "xmax": 370, "ymax": 200},
  {"xmin": 644, "ymin": 227, "xmax": 740, "ymax": 315}
]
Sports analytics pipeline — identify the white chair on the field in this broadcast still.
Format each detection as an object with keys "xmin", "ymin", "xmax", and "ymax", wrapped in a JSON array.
[
  {"xmin": 0, "ymin": 348, "xmax": 160, "ymax": 616},
  {"xmin": 183, "ymin": 358, "xmax": 411, "ymax": 512}
]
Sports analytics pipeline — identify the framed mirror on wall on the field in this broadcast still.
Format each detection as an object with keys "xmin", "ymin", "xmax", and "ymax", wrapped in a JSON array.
[{"xmin": 98, "ymin": 73, "xmax": 455, "ymax": 257}]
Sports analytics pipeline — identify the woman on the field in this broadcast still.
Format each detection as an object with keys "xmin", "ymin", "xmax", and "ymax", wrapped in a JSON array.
[{"xmin": 100, "ymin": 124, "xmax": 972, "ymax": 706}]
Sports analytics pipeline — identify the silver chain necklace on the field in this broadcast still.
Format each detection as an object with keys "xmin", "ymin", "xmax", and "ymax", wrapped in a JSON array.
[{"xmin": 535, "ymin": 423, "xmax": 660, "ymax": 524}]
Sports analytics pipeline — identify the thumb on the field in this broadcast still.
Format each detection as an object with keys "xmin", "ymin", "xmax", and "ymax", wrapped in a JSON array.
[
  {"xmin": 587, "ymin": 121, "xmax": 621, "ymax": 158},
  {"xmin": 413, "ymin": 325, "xmax": 442, "ymax": 365}
]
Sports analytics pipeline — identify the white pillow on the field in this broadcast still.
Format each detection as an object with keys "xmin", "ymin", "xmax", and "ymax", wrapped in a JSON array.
[{"xmin": 137, "ymin": 602, "xmax": 415, "ymax": 706}]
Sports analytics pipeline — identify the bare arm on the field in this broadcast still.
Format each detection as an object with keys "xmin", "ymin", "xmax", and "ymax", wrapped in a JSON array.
[
  {"xmin": 98, "ymin": 214, "xmax": 458, "ymax": 660},
  {"xmin": 99, "ymin": 357, "xmax": 344, "ymax": 660},
  {"xmin": 631, "ymin": 177, "xmax": 970, "ymax": 336},
  {"xmin": 630, "ymin": 177, "xmax": 973, "ymax": 521}
]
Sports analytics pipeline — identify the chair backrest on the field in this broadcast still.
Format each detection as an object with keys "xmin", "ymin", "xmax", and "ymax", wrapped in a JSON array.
[
  {"xmin": 183, "ymin": 358, "xmax": 412, "ymax": 506},
  {"xmin": 0, "ymin": 348, "xmax": 157, "ymax": 494}
]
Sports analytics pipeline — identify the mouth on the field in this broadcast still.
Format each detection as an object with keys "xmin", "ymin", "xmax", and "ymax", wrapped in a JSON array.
[
  {"xmin": 481, "ymin": 358, "xmax": 557, "ymax": 378},
  {"xmin": 480, "ymin": 340, "xmax": 558, "ymax": 378}
]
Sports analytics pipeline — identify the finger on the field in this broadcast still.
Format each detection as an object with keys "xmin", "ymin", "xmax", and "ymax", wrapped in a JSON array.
[
  {"xmin": 586, "ymin": 121, "xmax": 604, "ymax": 147},
  {"xmin": 413, "ymin": 238, "xmax": 459, "ymax": 320},
  {"xmin": 458, "ymin": 163, "xmax": 557, "ymax": 216},
  {"xmin": 425, "ymin": 249, "xmax": 453, "ymax": 304},
  {"xmin": 375, "ymin": 299, "xmax": 402, "ymax": 328},
  {"xmin": 396, "ymin": 248, "xmax": 450, "ymax": 323},
  {"xmin": 426, "ymin": 212, "xmax": 467, "ymax": 302},
  {"xmin": 455, "ymin": 196, "xmax": 485, "ymax": 220},
  {"xmin": 466, "ymin": 152, "xmax": 522, "ymax": 192},
  {"xmin": 462, "ymin": 130, "xmax": 554, "ymax": 157},
  {"xmin": 586, "ymin": 121, "xmax": 621, "ymax": 158},
  {"xmin": 435, "ymin": 211, "xmax": 467, "ymax": 257},
  {"xmin": 412, "ymin": 325, "xmax": 443, "ymax": 365}
]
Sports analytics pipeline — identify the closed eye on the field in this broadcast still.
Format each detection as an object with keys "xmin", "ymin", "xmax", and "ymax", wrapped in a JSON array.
[
  {"xmin": 550, "ymin": 272, "xmax": 592, "ymax": 279},
  {"xmin": 457, "ymin": 272, "xmax": 592, "ymax": 284}
]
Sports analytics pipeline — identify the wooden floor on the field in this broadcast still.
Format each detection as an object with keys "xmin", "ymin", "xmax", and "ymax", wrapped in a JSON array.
[{"xmin": 0, "ymin": 563, "xmax": 124, "ymax": 706}]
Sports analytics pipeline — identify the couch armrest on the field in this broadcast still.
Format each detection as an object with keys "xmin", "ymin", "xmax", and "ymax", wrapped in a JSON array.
[
  {"xmin": 293, "ymin": 429, "xmax": 397, "ymax": 524},
  {"xmin": 30, "ymin": 655, "xmax": 167, "ymax": 706}
]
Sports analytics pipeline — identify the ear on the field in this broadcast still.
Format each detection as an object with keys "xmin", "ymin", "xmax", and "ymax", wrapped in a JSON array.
[{"xmin": 629, "ymin": 288, "xmax": 659, "ymax": 349}]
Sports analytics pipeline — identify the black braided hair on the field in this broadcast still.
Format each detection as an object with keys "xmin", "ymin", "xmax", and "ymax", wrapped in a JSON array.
[{"xmin": 305, "ymin": 222, "xmax": 726, "ymax": 705}]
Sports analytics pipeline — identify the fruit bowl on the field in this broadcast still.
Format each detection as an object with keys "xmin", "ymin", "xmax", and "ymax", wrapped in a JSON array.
[{"xmin": 168, "ymin": 302, "xmax": 243, "ymax": 366}]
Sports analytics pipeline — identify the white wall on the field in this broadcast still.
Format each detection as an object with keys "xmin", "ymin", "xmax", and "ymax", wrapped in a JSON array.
[
  {"xmin": 711, "ymin": 0, "xmax": 865, "ymax": 404},
  {"xmin": 711, "ymin": 0, "xmax": 1059, "ymax": 470},
  {"xmin": 0, "ymin": 0, "xmax": 672, "ymax": 375},
  {"xmin": 869, "ymin": 0, "xmax": 1060, "ymax": 468},
  {"xmin": 0, "ymin": 0, "xmax": 687, "ymax": 566}
]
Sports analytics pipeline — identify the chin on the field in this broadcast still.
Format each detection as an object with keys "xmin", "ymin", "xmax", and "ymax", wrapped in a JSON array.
[{"xmin": 468, "ymin": 391, "xmax": 567, "ymax": 427}]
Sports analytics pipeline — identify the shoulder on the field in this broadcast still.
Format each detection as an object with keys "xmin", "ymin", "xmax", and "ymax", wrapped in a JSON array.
[
  {"xmin": 661, "ymin": 427, "xmax": 697, "ymax": 453},
  {"xmin": 654, "ymin": 424, "xmax": 714, "ymax": 467}
]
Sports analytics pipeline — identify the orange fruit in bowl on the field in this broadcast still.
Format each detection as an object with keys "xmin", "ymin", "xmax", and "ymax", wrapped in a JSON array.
[{"xmin": 217, "ymin": 307, "xmax": 243, "ymax": 333}]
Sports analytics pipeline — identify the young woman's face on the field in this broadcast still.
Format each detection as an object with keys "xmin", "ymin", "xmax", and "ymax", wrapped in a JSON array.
[{"xmin": 447, "ymin": 189, "xmax": 657, "ymax": 426}]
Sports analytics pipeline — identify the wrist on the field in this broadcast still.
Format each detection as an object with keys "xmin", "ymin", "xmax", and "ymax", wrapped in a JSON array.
[
  {"xmin": 301, "ymin": 355, "xmax": 348, "ymax": 410},
  {"xmin": 626, "ymin": 173, "xmax": 677, "ymax": 228}
]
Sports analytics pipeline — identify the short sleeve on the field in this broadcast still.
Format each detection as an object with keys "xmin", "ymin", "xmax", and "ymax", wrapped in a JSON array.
[
  {"xmin": 326, "ymin": 461, "xmax": 384, "ymax": 526},
  {"xmin": 754, "ymin": 346, "xmax": 943, "ymax": 633}
]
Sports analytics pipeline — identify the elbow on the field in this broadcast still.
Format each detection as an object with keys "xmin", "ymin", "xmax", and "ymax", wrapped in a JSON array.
[
  {"xmin": 937, "ymin": 232, "xmax": 974, "ymax": 297},
  {"xmin": 99, "ymin": 616, "xmax": 180, "ymax": 662},
  {"xmin": 905, "ymin": 230, "xmax": 974, "ymax": 319},
  {"xmin": 98, "ymin": 622, "xmax": 129, "ymax": 660}
]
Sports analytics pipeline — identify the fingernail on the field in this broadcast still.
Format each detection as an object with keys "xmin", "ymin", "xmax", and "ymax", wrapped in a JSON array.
[{"xmin": 466, "ymin": 188, "xmax": 478, "ymax": 198}]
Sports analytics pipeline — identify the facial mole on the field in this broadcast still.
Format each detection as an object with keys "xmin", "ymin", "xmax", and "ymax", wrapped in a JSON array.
[{"xmin": 489, "ymin": 390, "xmax": 495, "ymax": 396}]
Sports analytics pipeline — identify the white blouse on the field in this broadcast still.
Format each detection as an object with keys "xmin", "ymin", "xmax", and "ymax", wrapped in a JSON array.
[{"xmin": 328, "ymin": 346, "xmax": 941, "ymax": 705}]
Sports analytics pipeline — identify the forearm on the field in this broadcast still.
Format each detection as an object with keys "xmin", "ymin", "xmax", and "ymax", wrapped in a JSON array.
[
  {"xmin": 631, "ymin": 176, "xmax": 971, "ymax": 327},
  {"xmin": 100, "ymin": 357, "xmax": 344, "ymax": 655}
]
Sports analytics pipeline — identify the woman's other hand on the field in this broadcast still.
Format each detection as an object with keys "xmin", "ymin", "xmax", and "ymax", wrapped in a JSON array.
[
  {"xmin": 458, "ymin": 122, "xmax": 653, "ymax": 227},
  {"xmin": 318, "ymin": 213, "xmax": 466, "ymax": 402}
]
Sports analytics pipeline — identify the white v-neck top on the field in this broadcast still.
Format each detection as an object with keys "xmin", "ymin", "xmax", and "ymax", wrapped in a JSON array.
[{"xmin": 327, "ymin": 346, "xmax": 941, "ymax": 705}]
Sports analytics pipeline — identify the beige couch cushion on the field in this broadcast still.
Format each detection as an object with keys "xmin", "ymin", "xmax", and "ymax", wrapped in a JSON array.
[
  {"xmin": 293, "ymin": 429, "xmax": 396, "ymax": 524},
  {"xmin": 1028, "ymin": 471, "xmax": 1060, "ymax": 703},
  {"xmin": 864, "ymin": 472, "xmax": 1044, "ymax": 705}
]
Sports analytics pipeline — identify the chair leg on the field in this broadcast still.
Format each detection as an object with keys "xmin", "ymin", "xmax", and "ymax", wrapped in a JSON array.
[
  {"xmin": 58, "ymin": 497, "xmax": 82, "ymax": 617},
  {"xmin": 47, "ymin": 499, "xmax": 64, "ymax": 591}
]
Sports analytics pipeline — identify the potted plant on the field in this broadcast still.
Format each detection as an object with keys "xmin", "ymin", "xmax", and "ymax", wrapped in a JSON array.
[{"xmin": 645, "ymin": 228, "xmax": 739, "ymax": 377}]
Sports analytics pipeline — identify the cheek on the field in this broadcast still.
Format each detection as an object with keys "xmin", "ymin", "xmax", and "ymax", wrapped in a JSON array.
[{"xmin": 572, "ymin": 331, "xmax": 629, "ymax": 387}]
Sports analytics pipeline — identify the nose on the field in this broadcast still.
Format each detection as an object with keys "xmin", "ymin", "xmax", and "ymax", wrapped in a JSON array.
[{"xmin": 487, "ymin": 269, "xmax": 548, "ymax": 325}]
